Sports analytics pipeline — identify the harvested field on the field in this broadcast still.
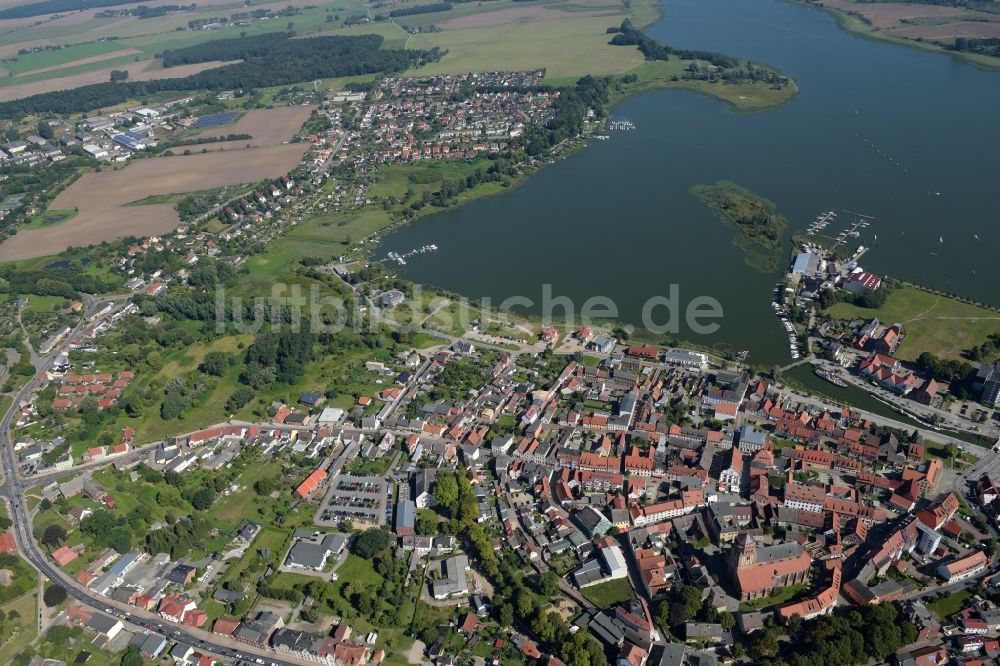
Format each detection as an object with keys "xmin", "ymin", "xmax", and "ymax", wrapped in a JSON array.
[
  {"xmin": 0, "ymin": 59, "xmax": 236, "ymax": 101},
  {"xmin": 15, "ymin": 48, "xmax": 140, "ymax": 78},
  {"xmin": 0, "ymin": 144, "xmax": 308, "ymax": 260},
  {"xmin": 408, "ymin": 15, "xmax": 644, "ymax": 78},
  {"xmin": 892, "ymin": 21, "xmax": 1000, "ymax": 40},
  {"xmin": 820, "ymin": 0, "xmax": 974, "ymax": 28},
  {"xmin": 191, "ymin": 105, "xmax": 315, "ymax": 147},
  {"xmin": 439, "ymin": 4, "xmax": 620, "ymax": 29}
]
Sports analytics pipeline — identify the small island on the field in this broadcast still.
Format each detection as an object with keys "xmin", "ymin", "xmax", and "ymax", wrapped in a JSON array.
[{"xmin": 691, "ymin": 180, "xmax": 788, "ymax": 270}]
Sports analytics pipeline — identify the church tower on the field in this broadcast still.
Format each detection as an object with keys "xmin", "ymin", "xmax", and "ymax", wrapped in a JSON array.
[{"xmin": 730, "ymin": 533, "xmax": 757, "ymax": 572}]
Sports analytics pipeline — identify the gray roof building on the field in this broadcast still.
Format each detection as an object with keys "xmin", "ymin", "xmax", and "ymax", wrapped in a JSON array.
[
  {"xmin": 285, "ymin": 531, "xmax": 349, "ymax": 571},
  {"xmin": 431, "ymin": 555, "xmax": 469, "ymax": 599},
  {"xmin": 395, "ymin": 498, "xmax": 416, "ymax": 534}
]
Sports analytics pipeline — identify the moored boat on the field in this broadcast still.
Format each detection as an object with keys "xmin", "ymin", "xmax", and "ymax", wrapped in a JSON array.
[{"xmin": 815, "ymin": 368, "xmax": 848, "ymax": 387}]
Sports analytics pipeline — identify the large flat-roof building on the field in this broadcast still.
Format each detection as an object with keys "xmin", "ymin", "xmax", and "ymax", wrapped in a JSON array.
[
  {"xmin": 432, "ymin": 555, "xmax": 469, "ymax": 599},
  {"xmin": 284, "ymin": 531, "xmax": 348, "ymax": 571},
  {"xmin": 978, "ymin": 360, "xmax": 1000, "ymax": 407}
]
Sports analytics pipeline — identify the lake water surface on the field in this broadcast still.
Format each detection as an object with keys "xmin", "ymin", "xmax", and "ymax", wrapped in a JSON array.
[{"xmin": 382, "ymin": 0, "xmax": 1000, "ymax": 366}]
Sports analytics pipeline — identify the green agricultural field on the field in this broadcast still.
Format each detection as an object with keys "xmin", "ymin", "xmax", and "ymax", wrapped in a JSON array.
[
  {"xmin": 0, "ymin": 0, "xmax": 377, "ymax": 90},
  {"xmin": 0, "ymin": 52, "xmax": 140, "ymax": 89},
  {"xmin": 824, "ymin": 285, "xmax": 1000, "ymax": 361},
  {"xmin": 407, "ymin": 15, "xmax": 645, "ymax": 80},
  {"xmin": 580, "ymin": 577, "xmax": 635, "ymax": 608},
  {"xmin": 4, "ymin": 41, "xmax": 130, "ymax": 76}
]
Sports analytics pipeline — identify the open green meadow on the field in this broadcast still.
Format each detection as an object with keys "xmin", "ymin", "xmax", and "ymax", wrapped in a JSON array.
[
  {"xmin": 0, "ymin": 589, "xmax": 39, "ymax": 666},
  {"xmin": 926, "ymin": 588, "xmax": 973, "ymax": 619},
  {"xmin": 824, "ymin": 285, "xmax": 1000, "ymax": 361},
  {"xmin": 580, "ymin": 577, "xmax": 635, "ymax": 608},
  {"xmin": 21, "ymin": 209, "xmax": 76, "ymax": 231}
]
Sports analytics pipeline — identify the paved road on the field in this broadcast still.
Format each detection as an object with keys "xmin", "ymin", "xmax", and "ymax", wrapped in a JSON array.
[
  {"xmin": 0, "ymin": 297, "xmax": 321, "ymax": 666},
  {"xmin": 774, "ymin": 383, "xmax": 975, "ymax": 449}
]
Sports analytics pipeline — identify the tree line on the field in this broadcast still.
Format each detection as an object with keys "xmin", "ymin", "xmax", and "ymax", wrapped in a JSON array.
[
  {"xmin": 388, "ymin": 2, "xmax": 453, "ymax": 17},
  {"xmin": 952, "ymin": 36, "xmax": 1000, "ymax": 57},
  {"xmin": 608, "ymin": 19, "xmax": 791, "ymax": 88},
  {"xmin": 816, "ymin": 278, "xmax": 898, "ymax": 310},
  {"xmin": 0, "ymin": 264, "xmax": 112, "ymax": 299},
  {"xmin": 0, "ymin": 33, "xmax": 438, "ymax": 116},
  {"xmin": 608, "ymin": 19, "xmax": 740, "ymax": 67}
]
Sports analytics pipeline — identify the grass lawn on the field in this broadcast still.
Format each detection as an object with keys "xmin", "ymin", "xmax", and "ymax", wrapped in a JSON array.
[
  {"xmin": 0, "ymin": 590, "xmax": 38, "ymax": 665},
  {"xmin": 344, "ymin": 455, "xmax": 394, "ymax": 477},
  {"xmin": 614, "ymin": 58, "xmax": 797, "ymax": 113},
  {"xmin": 739, "ymin": 583, "xmax": 808, "ymax": 611},
  {"xmin": 21, "ymin": 209, "xmax": 77, "ymax": 231},
  {"xmin": 426, "ymin": 300, "xmax": 477, "ymax": 337},
  {"xmin": 927, "ymin": 589, "xmax": 973, "ymax": 620},
  {"xmin": 924, "ymin": 440, "xmax": 978, "ymax": 465},
  {"xmin": 336, "ymin": 553, "xmax": 383, "ymax": 587},
  {"xmin": 580, "ymin": 577, "xmax": 635, "ymax": 608},
  {"xmin": 205, "ymin": 461, "xmax": 285, "ymax": 530},
  {"xmin": 21, "ymin": 293, "xmax": 69, "ymax": 314},
  {"xmin": 218, "ymin": 526, "xmax": 291, "ymax": 589},
  {"xmin": 824, "ymin": 285, "xmax": 1000, "ymax": 361},
  {"xmin": 367, "ymin": 161, "xmax": 495, "ymax": 201},
  {"xmin": 0, "ymin": 553, "xmax": 37, "ymax": 604}
]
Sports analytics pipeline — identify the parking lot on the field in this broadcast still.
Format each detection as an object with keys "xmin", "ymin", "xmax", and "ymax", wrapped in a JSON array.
[{"xmin": 314, "ymin": 474, "xmax": 389, "ymax": 528}]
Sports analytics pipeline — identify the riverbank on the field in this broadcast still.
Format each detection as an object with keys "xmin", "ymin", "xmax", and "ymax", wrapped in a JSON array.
[
  {"xmin": 275, "ymin": 65, "xmax": 798, "ymax": 272},
  {"xmin": 791, "ymin": 0, "xmax": 1000, "ymax": 71}
]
